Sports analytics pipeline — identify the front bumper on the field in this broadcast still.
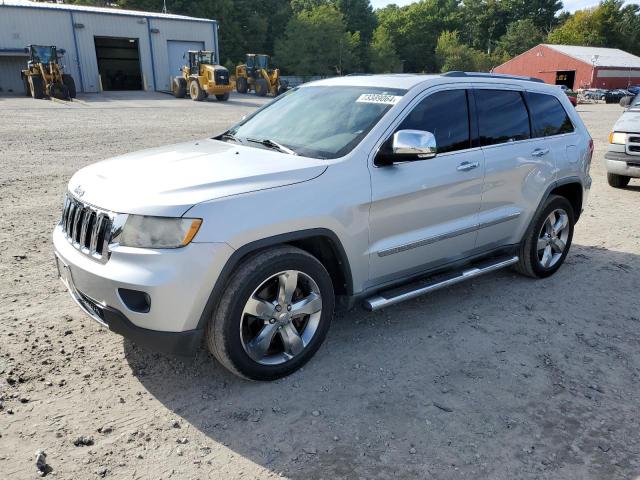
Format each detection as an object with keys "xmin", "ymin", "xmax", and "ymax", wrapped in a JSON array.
[
  {"xmin": 53, "ymin": 224, "xmax": 234, "ymax": 354},
  {"xmin": 605, "ymin": 151, "xmax": 640, "ymax": 178}
]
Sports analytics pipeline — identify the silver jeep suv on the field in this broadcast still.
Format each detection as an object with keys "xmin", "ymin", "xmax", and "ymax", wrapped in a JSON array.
[{"xmin": 53, "ymin": 72, "xmax": 593, "ymax": 380}]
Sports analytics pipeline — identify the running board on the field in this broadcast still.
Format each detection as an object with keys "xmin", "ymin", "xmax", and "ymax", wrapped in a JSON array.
[{"xmin": 363, "ymin": 256, "xmax": 519, "ymax": 311}]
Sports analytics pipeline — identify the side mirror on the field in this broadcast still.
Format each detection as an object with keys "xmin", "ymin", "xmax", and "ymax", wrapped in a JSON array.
[
  {"xmin": 375, "ymin": 129, "xmax": 437, "ymax": 166},
  {"xmin": 620, "ymin": 95, "xmax": 633, "ymax": 108}
]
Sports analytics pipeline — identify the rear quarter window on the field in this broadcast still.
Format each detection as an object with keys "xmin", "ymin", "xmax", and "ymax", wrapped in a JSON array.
[
  {"xmin": 475, "ymin": 89, "xmax": 530, "ymax": 146},
  {"xmin": 525, "ymin": 92, "xmax": 574, "ymax": 137}
]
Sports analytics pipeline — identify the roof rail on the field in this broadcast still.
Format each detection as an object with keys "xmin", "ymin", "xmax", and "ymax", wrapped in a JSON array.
[{"xmin": 442, "ymin": 71, "xmax": 545, "ymax": 84}]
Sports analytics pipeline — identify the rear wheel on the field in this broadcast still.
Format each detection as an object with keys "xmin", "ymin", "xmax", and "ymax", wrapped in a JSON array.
[
  {"xmin": 607, "ymin": 172, "xmax": 630, "ymax": 188},
  {"xmin": 189, "ymin": 80, "xmax": 206, "ymax": 101},
  {"xmin": 215, "ymin": 92, "xmax": 230, "ymax": 101},
  {"xmin": 255, "ymin": 78, "xmax": 268, "ymax": 97},
  {"xmin": 62, "ymin": 74, "xmax": 76, "ymax": 98},
  {"xmin": 515, "ymin": 195, "xmax": 574, "ymax": 279},
  {"xmin": 207, "ymin": 246, "xmax": 334, "ymax": 381},
  {"xmin": 29, "ymin": 76, "xmax": 45, "ymax": 99},
  {"xmin": 173, "ymin": 77, "xmax": 187, "ymax": 98},
  {"xmin": 236, "ymin": 76, "xmax": 248, "ymax": 94}
]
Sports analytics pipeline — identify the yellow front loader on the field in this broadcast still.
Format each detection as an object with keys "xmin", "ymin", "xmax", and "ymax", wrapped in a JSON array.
[
  {"xmin": 21, "ymin": 45, "xmax": 76, "ymax": 100},
  {"xmin": 173, "ymin": 50, "xmax": 233, "ymax": 101},
  {"xmin": 235, "ymin": 54, "xmax": 288, "ymax": 97}
]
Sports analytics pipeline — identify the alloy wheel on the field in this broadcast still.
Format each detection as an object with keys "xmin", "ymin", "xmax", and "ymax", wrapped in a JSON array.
[
  {"xmin": 240, "ymin": 270, "xmax": 323, "ymax": 365},
  {"xmin": 537, "ymin": 209, "xmax": 570, "ymax": 269}
]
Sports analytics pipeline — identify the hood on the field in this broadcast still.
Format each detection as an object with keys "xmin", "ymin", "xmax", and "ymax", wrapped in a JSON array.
[
  {"xmin": 68, "ymin": 139, "xmax": 327, "ymax": 217},
  {"xmin": 614, "ymin": 110, "xmax": 640, "ymax": 133}
]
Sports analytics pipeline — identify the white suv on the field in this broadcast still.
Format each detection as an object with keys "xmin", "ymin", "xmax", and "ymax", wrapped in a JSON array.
[{"xmin": 53, "ymin": 73, "xmax": 593, "ymax": 380}]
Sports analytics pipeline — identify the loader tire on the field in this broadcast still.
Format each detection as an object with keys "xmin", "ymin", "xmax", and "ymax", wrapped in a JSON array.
[
  {"xmin": 173, "ymin": 77, "xmax": 187, "ymax": 98},
  {"xmin": 255, "ymin": 78, "xmax": 268, "ymax": 97},
  {"xmin": 215, "ymin": 92, "xmax": 230, "ymax": 101},
  {"xmin": 29, "ymin": 76, "xmax": 45, "ymax": 99},
  {"xmin": 189, "ymin": 80, "xmax": 206, "ymax": 101},
  {"xmin": 23, "ymin": 75, "xmax": 31, "ymax": 97},
  {"xmin": 63, "ymin": 74, "xmax": 76, "ymax": 98},
  {"xmin": 236, "ymin": 76, "xmax": 248, "ymax": 94},
  {"xmin": 50, "ymin": 82, "xmax": 70, "ymax": 100}
]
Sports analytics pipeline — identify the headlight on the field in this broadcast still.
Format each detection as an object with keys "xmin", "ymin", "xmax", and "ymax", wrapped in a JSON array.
[
  {"xmin": 112, "ymin": 215, "xmax": 202, "ymax": 249},
  {"xmin": 609, "ymin": 132, "xmax": 627, "ymax": 144}
]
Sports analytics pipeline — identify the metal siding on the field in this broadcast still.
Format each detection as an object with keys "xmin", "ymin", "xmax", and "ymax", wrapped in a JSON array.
[
  {"xmin": 494, "ymin": 45, "xmax": 594, "ymax": 89},
  {"xmin": 0, "ymin": 7, "xmax": 81, "ymax": 92},
  {"xmin": 148, "ymin": 18, "xmax": 215, "ymax": 92},
  {"xmin": 0, "ymin": 56, "xmax": 27, "ymax": 94},
  {"xmin": 0, "ymin": 5, "xmax": 217, "ymax": 94},
  {"xmin": 72, "ymin": 12, "xmax": 152, "ymax": 92},
  {"xmin": 166, "ymin": 40, "xmax": 205, "ymax": 91}
]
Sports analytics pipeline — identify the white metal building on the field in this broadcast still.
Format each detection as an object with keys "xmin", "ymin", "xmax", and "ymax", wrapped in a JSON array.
[{"xmin": 0, "ymin": 0, "xmax": 219, "ymax": 94}]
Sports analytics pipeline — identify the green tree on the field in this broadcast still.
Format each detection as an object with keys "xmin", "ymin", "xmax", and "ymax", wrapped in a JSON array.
[
  {"xmin": 435, "ymin": 30, "xmax": 500, "ymax": 72},
  {"xmin": 274, "ymin": 4, "xmax": 359, "ymax": 75},
  {"xmin": 496, "ymin": 19, "xmax": 544, "ymax": 57},
  {"xmin": 369, "ymin": 25, "xmax": 401, "ymax": 73},
  {"xmin": 376, "ymin": 0, "xmax": 461, "ymax": 72}
]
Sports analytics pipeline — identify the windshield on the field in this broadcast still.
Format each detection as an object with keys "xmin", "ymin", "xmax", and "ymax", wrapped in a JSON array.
[
  {"xmin": 198, "ymin": 52, "xmax": 215, "ymax": 65},
  {"xmin": 223, "ymin": 86, "xmax": 406, "ymax": 159},
  {"xmin": 32, "ymin": 46, "xmax": 55, "ymax": 64}
]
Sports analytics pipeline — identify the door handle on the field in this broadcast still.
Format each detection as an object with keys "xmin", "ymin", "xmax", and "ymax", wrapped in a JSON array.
[
  {"xmin": 532, "ymin": 148, "xmax": 550, "ymax": 157},
  {"xmin": 457, "ymin": 161, "xmax": 480, "ymax": 172}
]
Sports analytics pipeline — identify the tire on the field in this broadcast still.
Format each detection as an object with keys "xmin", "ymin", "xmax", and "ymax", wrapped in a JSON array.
[
  {"xmin": 276, "ymin": 81, "xmax": 288, "ymax": 96},
  {"xmin": 607, "ymin": 172, "xmax": 630, "ymax": 188},
  {"xmin": 62, "ymin": 74, "xmax": 76, "ymax": 98},
  {"xmin": 255, "ymin": 78, "xmax": 268, "ymax": 97},
  {"xmin": 23, "ymin": 75, "xmax": 31, "ymax": 97},
  {"xmin": 173, "ymin": 77, "xmax": 187, "ymax": 98},
  {"xmin": 189, "ymin": 80, "xmax": 206, "ymax": 101},
  {"xmin": 207, "ymin": 246, "xmax": 335, "ymax": 381},
  {"xmin": 236, "ymin": 76, "xmax": 248, "ymax": 94},
  {"xmin": 215, "ymin": 92, "xmax": 230, "ymax": 101},
  {"xmin": 514, "ymin": 195, "xmax": 575, "ymax": 279},
  {"xmin": 29, "ymin": 76, "xmax": 45, "ymax": 99},
  {"xmin": 50, "ymin": 82, "xmax": 70, "ymax": 100}
]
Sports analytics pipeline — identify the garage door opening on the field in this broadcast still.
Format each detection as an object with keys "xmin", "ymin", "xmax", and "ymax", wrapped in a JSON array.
[
  {"xmin": 94, "ymin": 36, "xmax": 142, "ymax": 91},
  {"xmin": 555, "ymin": 70, "xmax": 576, "ymax": 90}
]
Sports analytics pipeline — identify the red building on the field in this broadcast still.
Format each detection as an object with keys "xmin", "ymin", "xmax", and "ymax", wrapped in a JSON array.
[{"xmin": 494, "ymin": 44, "xmax": 640, "ymax": 90}]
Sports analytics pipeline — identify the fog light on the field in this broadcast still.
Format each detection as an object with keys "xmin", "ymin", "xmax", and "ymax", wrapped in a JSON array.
[{"xmin": 118, "ymin": 289, "xmax": 151, "ymax": 313}]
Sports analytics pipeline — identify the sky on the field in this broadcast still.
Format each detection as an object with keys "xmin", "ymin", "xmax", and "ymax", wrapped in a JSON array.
[{"xmin": 369, "ymin": 0, "xmax": 628, "ymax": 12}]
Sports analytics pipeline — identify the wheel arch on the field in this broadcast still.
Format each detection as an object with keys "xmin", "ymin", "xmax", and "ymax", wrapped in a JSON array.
[
  {"xmin": 548, "ymin": 178, "xmax": 583, "ymax": 221},
  {"xmin": 196, "ymin": 228, "xmax": 353, "ymax": 330}
]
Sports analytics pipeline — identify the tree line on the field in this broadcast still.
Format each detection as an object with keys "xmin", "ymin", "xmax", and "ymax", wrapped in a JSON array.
[{"xmin": 64, "ymin": 0, "xmax": 640, "ymax": 75}]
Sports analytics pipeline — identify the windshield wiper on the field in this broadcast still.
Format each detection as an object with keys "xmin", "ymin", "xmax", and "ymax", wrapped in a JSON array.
[
  {"xmin": 218, "ymin": 131, "xmax": 242, "ymax": 144},
  {"xmin": 246, "ymin": 137, "xmax": 298, "ymax": 156}
]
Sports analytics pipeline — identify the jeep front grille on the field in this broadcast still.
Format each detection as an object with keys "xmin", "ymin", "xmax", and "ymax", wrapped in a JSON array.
[{"xmin": 61, "ymin": 195, "xmax": 113, "ymax": 262}]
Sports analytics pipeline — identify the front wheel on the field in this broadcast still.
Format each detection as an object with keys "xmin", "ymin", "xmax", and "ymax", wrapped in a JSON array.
[
  {"xmin": 207, "ymin": 246, "xmax": 334, "ymax": 381},
  {"xmin": 607, "ymin": 172, "xmax": 630, "ymax": 188},
  {"xmin": 189, "ymin": 80, "xmax": 206, "ymax": 101},
  {"xmin": 515, "ymin": 195, "xmax": 575, "ymax": 278}
]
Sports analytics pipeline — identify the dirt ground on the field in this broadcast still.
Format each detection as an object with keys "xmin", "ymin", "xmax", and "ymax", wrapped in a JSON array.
[{"xmin": 1, "ymin": 92, "xmax": 639, "ymax": 480}]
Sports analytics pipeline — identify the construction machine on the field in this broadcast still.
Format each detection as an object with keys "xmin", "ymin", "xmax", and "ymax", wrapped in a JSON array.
[
  {"xmin": 173, "ymin": 50, "xmax": 233, "ymax": 101},
  {"xmin": 235, "ymin": 54, "xmax": 287, "ymax": 97},
  {"xmin": 22, "ymin": 45, "xmax": 76, "ymax": 100}
]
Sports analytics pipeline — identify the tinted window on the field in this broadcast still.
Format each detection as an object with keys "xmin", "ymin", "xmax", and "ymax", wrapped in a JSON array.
[
  {"xmin": 526, "ymin": 92, "xmax": 574, "ymax": 137},
  {"xmin": 476, "ymin": 90, "xmax": 530, "ymax": 146},
  {"xmin": 398, "ymin": 89, "xmax": 470, "ymax": 153}
]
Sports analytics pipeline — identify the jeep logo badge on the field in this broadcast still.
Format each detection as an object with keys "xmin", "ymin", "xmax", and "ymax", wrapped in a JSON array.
[{"xmin": 73, "ymin": 185, "xmax": 85, "ymax": 198}]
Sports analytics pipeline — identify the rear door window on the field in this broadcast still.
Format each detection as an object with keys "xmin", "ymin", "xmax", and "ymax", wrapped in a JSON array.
[
  {"xmin": 397, "ymin": 89, "xmax": 471, "ymax": 154},
  {"xmin": 525, "ymin": 92, "xmax": 574, "ymax": 137},
  {"xmin": 475, "ymin": 90, "xmax": 530, "ymax": 146}
]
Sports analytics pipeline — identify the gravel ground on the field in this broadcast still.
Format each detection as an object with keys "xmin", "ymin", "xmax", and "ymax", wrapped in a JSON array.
[{"xmin": 1, "ymin": 93, "xmax": 639, "ymax": 480}]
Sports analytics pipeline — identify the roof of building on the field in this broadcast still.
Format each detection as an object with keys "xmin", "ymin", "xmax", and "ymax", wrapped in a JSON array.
[
  {"xmin": 543, "ymin": 44, "xmax": 640, "ymax": 69},
  {"xmin": 0, "ymin": 0, "xmax": 215, "ymax": 23}
]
